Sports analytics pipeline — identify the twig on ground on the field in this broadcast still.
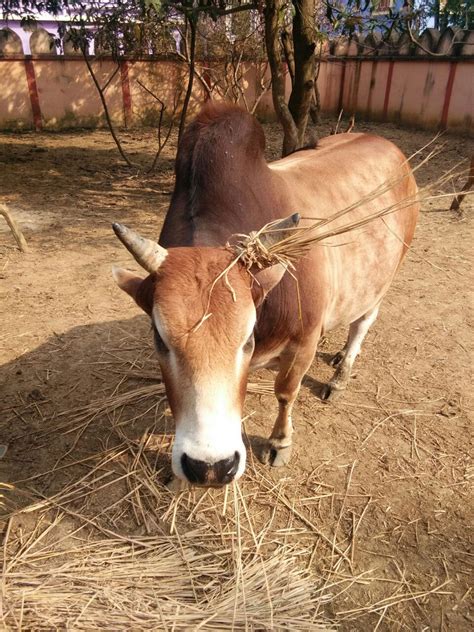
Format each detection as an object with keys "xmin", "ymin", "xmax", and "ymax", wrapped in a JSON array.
[{"xmin": 0, "ymin": 203, "xmax": 28, "ymax": 252}]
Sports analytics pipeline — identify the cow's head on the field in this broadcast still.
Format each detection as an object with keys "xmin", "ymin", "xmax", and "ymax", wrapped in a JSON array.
[{"xmin": 112, "ymin": 217, "xmax": 298, "ymax": 487}]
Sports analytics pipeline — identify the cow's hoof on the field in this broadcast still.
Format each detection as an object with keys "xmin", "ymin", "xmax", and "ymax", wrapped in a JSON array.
[
  {"xmin": 321, "ymin": 382, "xmax": 345, "ymax": 402},
  {"xmin": 329, "ymin": 351, "xmax": 345, "ymax": 368},
  {"xmin": 261, "ymin": 443, "xmax": 292, "ymax": 467}
]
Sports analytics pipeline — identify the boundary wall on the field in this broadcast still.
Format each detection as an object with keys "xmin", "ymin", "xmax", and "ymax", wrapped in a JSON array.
[
  {"xmin": 316, "ymin": 57, "xmax": 472, "ymax": 134},
  {"xmin": 0, "ymin": 26, "xmax": 472, "ymax": 134}
]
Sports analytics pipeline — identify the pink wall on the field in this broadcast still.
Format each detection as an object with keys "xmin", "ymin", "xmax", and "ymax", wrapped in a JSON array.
[
  {"xmin": 315, "ymin": 58, "xmax": 472, "ymax": 134},
  {"xmin": 0, "ymin": 57, "xmax": 472, "ymax": 135},
  {"xmin": 0, "ymin": 60, "xmax": 34, "ymax": 128},
  {"xmin": 386, "ymin": 60, "xmax": 451, "ymax": 128},
  {"xmin": 128, "ymin": 61, "xmax": 202, "ymax": 125},
  {"xmin": 34, "ymin": 59, "xmax": 124, "ymax": 128},
  {"xmin": 448, "ymin": 63, "xmax": 473, "ymax": 132}
]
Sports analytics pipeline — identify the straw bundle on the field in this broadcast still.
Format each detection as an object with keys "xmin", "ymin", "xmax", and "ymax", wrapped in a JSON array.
[
  {"xmin": 2, "ymin": 470, "xmax": 334, "ymax": 632},
  {"xmin": 230, "ymin": 143, "xmax": 471, "ymax": 273}
]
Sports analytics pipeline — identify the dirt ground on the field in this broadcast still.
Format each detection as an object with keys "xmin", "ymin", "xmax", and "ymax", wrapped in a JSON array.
[{"xmin": 0, "ymin": 117, "xmax": 473, "ymax": 630}]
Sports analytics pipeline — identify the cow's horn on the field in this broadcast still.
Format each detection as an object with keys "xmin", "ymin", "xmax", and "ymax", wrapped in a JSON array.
[
  {"xmin": 112, "ymin": 223, "xmax": 167, "ymax": 273},
  {"xmin": 259, "ymin": 213, "xmax": 301, "ymax": 248}
]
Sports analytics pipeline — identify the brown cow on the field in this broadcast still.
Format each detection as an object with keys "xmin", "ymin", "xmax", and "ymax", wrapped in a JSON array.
[{"xmin": 112, "ymin": 102, "xmax": 419, "ymax": 487}]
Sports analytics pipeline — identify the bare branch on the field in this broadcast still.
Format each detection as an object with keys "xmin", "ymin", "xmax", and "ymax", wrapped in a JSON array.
[
  {"xmin": 175, "ymin": 40, "xmax": 214, "ymax": 99},
  {"xmin": 101, "ymin": 65, "xmax": 120, "ymax": 92},
  {"xmin": 250, "ymin": 65, "xmax": 272, "ymax": 115},
  {"xmin": 167, "ymin": 1, "xmax": 257, "ymax": 17},
  {"xmin": 81, "ymin": 47, "xmax": 137, "ymax": 169},
  {"xmin": 178, "ymin": 15, "xmax": 198, "ymax": 141},
  {"xmin": 406, "ymin": 20, "xmax": 463, "ymax": 57},
  {"xmin": 136, "ymin": 79, "xmax": 180, "ymax": 173},
  {"xmin": 0, "ymin": 203, "xmax": 28, "ymax": 252},
  {"xmin": 281, "ymin": 29, "xmax": 295, "ymax": 87}
]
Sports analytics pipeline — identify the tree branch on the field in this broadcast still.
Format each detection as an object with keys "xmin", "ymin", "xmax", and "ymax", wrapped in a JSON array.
[
  {"xmin": 81, "ymin": 47, "xmax": 137, "ymax": 169},
  {"xmin": 406, "ymin": 20, "xmax": 463, "ymax": 56},
  {"xmin": 178, "ymin": 15, "xmax": 197, "ymax": 142},
  {"xmin": 135, "ymin": 79, "xmax": 178, "ymax": 172},
  {"xmin": 175, "ymin": 42, "xmax": 214, "ymax": 99},
  {"xmin": 0, "ymin": 203, "xmax": 28, "ymax": 252},
  {"xmin": 250, "ymin": 68, "xmax": 272, "ymax": 115},
  {"xmin": 281, "ymin": 29, "xmax": 295, "ymax": 88},
  {"xmin": 166, "ymin": 1, "xmax": 257, "ymax": 17}
]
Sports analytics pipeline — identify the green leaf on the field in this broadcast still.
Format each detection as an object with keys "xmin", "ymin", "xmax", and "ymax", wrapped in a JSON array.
[{"xmin": 144, "ymin": 0, "xmax": 162, "ymax": 12}]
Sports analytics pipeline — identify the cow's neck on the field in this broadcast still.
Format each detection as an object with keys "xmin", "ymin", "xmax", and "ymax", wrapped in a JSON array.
[
  {"xmin": 166, "ymin": 156, "xmax": 277, "ymax": 248},
  {"xmin": 160, "ymin": 108, "xmax": 282, "ymax": 249},
  {"xmin": 191, "ymin": 158, "xmax": 279, "ymax": 246}
]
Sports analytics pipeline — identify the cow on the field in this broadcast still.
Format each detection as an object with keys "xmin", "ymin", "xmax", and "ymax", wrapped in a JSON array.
[{"xmin": 112, "ymin": 102, "xmax": 419, "ymax": 488}]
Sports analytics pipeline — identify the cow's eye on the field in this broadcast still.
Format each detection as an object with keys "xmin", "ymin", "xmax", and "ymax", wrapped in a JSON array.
[
  {"xmin": 153, "ymin": 324, "xmax": 169, "ymax": 355},
  {"xmin": 243, "ymin": 333, "xmax": 255, "ymax": 354}
]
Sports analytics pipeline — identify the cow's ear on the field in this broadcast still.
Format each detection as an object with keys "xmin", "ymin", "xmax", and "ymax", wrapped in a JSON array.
[
  {"xmin": 113, "ymin": 266, "xmax": 156, "ymax": 316},
  {"xmin": 112, "ymin": 266, "xmax": 144, "ymax": 299},
  {"xmin": 251, "ymin": 263, "xmax": 288, "ymax": 307}
]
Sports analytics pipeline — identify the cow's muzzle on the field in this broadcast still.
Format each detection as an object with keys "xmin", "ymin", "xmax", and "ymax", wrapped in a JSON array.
[{"xmin": 181, "ymin": 451, "xmax": 240, "ymax": 487}]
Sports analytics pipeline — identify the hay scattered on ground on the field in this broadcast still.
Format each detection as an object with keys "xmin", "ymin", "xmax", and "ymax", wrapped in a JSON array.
[
  {"xmin": 1, "ymin": 375, "xmax": 454, "ymax": 630},
  {"xmin": 1, "ymin": 364, "xmax": 337, "ymax": 630},
  {"xmin": 2, "ymin": 520, "xmax": 332, "ymax": 630},
  {"xmin": 32, "ymin": 377, "xmax": 274, "ymax": 439}
]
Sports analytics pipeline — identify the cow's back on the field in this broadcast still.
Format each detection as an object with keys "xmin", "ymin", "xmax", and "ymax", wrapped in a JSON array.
[{"xmin": 258, "ymin": 133, "xmax": 419, "ymax": 342}]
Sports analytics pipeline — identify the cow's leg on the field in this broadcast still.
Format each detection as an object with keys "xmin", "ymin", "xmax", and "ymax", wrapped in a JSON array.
[
  {"xmin": 450, "ymin": 156, "xmax": 474, "ymax": 213},
  {"xmin": 262, "ymin": 336, "xmax": 319, "ymax": 467},
  {"xmin": 329, "ymin": 344, "xmax": 348, "ymax": 368},
  {"xmin": 322, "ymin": 304, "xmax": 380, "ymax": 402}
]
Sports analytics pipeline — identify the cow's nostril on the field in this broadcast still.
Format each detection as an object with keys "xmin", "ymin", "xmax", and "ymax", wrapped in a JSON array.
[
  {"xmin": 181, "ymin": 452, "xmax": 240, "ymax": 486},
  {"xmin": 230, "ymin": 451, "xmax": 240, "ymax": 475},
  {"xmin": 215, "ymin": 451, "xmax": 240, "ymax": 484},
  {"xmin": 181, "ymin": 453, "xmax": 209, "ymax": 485}
]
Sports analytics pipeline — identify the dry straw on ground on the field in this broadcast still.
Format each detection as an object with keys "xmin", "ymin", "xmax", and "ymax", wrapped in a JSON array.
[
  {"xmin": 2, "ymin": 441, "xmax": 335, "ymax": 630},
  {"xmin": 2, "ymin": 518, "xmax": 332, "ymax": 630},
  {"xmin": 1, "ymin": 350, "xmax": 453, "ymax": 630}
]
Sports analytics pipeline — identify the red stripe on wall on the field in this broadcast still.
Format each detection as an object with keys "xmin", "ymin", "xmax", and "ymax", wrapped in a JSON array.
[
  {"xmin": 120, "ymin": 61, "xmax": 132, "ymax": 128},
  {"xmin": 382, "ymin": 60, "xmax": 395, "ymax": 120},
  {"xmin": 440, "ymin": 62, "xmax": 457, "ymax": 130},
  {"xmin": 24, "ymin": 59, "xmax": 42, "ymax": 131}
]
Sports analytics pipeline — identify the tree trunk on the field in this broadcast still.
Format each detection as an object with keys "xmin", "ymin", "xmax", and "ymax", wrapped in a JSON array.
[
  {"xmin": 264, "ymin": 0, "xmax": 317, "ymax": 156},
  {"xmin": 281, "ymin": 28, "xmax": 295, "ymax": 88},
  {"xmin": 178, "ymin": 15, "xmax": 197, "ymax": 143},
  {"xmin": 287, "ymin": 0, "xmax": 317, "ymax": 148},
  {"xmin": 310, "ymin": 61, "xmax": 321, "ymax": 125},
  {"xmin": 264, "ymin": 0, "xmax": 298, "ymax": 156}
]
